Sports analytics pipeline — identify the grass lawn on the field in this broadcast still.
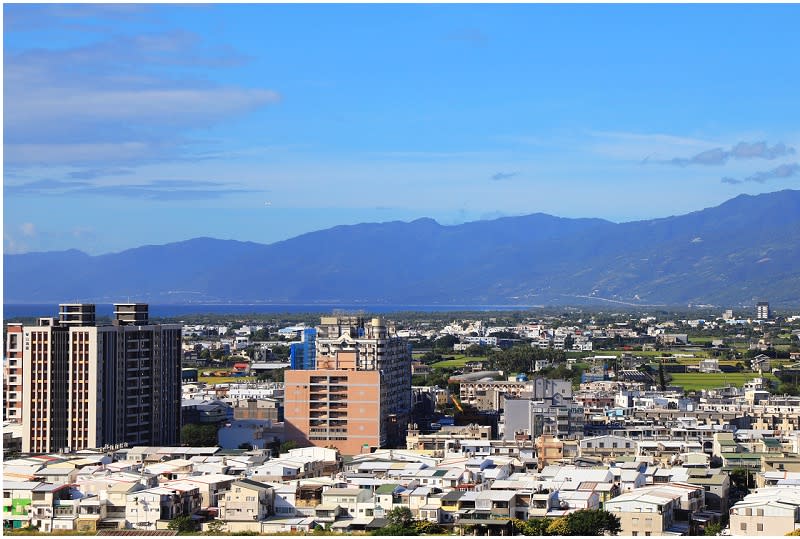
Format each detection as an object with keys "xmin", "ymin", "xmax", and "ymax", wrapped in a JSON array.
[{"xmin": 669, "ymin": 372, "xmax": 778, "ymax": 391}]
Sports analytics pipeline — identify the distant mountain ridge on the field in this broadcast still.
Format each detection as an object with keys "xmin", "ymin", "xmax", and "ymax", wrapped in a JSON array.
[{"xmin": 5, "ymin": 190, "xmax": 800, "ymax": 307}]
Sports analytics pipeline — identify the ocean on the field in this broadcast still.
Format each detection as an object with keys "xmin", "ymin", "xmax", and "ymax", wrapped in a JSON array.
[{"xmin": 3, "ymin": 303, "xmax": 537, "ymax": 320}]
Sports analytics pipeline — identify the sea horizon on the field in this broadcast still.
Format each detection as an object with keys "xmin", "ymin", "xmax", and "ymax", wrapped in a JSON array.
[{"xmin": 3, "ymin": 302, "xmax": 542, "ymax": 320}]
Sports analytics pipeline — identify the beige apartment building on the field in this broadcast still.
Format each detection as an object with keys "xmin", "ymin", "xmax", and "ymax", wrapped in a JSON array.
[
  {"xmin": 6, "ymin": 303, "xmax": 182, "ymax": 453},
  {"xmin": 284, "ymin": 316, "xmax": 411, "ymax": 455},
  {"xmin": 729, "ymin": 485, "xmax": 800, "ymax": 536}
]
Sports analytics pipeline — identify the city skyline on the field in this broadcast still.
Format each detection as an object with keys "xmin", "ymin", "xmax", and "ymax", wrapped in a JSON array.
[{"xmin": 4, "ymin": 3, "xmax": 800, "ymax": 255}]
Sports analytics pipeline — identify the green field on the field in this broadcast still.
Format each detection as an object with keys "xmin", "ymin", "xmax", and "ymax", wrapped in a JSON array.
[
  {"xmin": 198, "ymin": 375, "xmax": 257, "ymax": 385},
  {"xmin": 430, "ymin": 355, "xmax": 488, "ymax": 369},
  {"xmin": 669, "ymin": 372, "xmax": 778, "ymax": 391},
  {"xmin": 597, "ymin": 349, "xmax": 713, "ymax": 359}
]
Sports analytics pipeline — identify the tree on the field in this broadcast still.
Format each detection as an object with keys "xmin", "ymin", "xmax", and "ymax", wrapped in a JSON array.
[
  {"xmin": 512, "ymin": 518, "xmax": 549, "ymax": 535},
  {"xmin": 279, "ymin": 440, "xmax": 298, "ymax": 454},
  {"xmin": 704, "ymin": 522, "xmax": 722, "ymax": 536},
  {"xmin": 659, "ymin": 362, "xmax": 667, "ymax": 391},
  {"xmin": 271, "ymin": 344, "xmax": 291, "ymax": 361},
  {"xmin": 730, "ymin": 468, "xmax": 753, "ymax": 492},
  {"xmin": 167, "ymin": 514, "xmax": 195, "ymax": 533},
  {"xmin": 565, "ymin": 509, "xmax": 622, "ymax": 536},
  {"xmin": 181, "ymin": 423, "xmax": 218, "ymax": 447},
  {"xmin": 546, "ymin": 517, "xmax": 570, "ymax": 535},
  {"xmin": 369, "ymin": 507, "xmax": 419, "ymax": 536},
  {"xmin": 386, "ymin": 507, "xmax": 414, "ymax": 529},
  {"xmin": 465, "ymin": 343, "xmax": 488, "ymax": 357},
  {"xmin": 433, "ymin": 335, "xmax": 459, "ymax": 352},
  {"xmin": 269, "ymin": 367, "xmax": 286, "ymax": 383},
  {"xmin": 420, "ymin": 351, "xmax": 441, "ymax": 364},
  {"xmin": 204, "ymin": 520, "xmax": 226, "ymax": 535},
  {"xmin": 413, "ymin": 520, "xmax": 443, "ymax": 534}
]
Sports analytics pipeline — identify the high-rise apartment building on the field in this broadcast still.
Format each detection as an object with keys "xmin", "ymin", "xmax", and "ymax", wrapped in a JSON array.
[
  {"xmin": 756, "ymin": 301, "xmax": 771, "ymax": 320},
  {"xmin": 284, "ymin": 316, "xmax": 412, "ymax": 455},
  {"xmin": 289, "ymin": 328, "xmax": 317, "ymax": 370},
  {"xmin": 5, "ymin": 303, "xmax": 181, "ymax": 453},
  {"xmin": 4, "ymin": 324, "xmax": 25, "ymax": 424}
]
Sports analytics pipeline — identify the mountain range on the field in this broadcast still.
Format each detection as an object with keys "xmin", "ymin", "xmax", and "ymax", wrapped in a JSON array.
[{"xmin": 5, "ymin": 190, "xmax": 800, "ymax": 307}]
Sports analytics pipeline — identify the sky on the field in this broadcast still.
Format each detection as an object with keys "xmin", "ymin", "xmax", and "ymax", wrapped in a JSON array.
[{"xmin": 4, "ymin": 3, "xmax": 800, "ymax": 255}]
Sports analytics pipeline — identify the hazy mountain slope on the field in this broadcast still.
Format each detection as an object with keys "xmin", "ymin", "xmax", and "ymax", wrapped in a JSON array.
[{"xmin": 5, "ymin": 190, "xmax": 800, "ymax": 306}]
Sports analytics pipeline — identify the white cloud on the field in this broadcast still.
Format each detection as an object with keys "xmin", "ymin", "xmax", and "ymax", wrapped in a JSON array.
[{"xmin": 20, "ymin": 223, "xmax": 37, "ymax": 237}]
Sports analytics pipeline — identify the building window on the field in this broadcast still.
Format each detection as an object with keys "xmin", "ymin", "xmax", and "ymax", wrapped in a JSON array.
[
  {"xmin": 757, "ymin": 524, "xmax": 763, "ymax": 532},
  {"xmin": 741, "ymin": 523, "xmax": 747, "ymax": 531}
]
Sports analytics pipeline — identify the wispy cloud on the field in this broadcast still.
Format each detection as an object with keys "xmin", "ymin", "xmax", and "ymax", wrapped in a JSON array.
[
  {"xmin": 4, "ymin": 4, "xmax": 152, "ymax": 33},
  {"xmin": 67, "ymin": 168, "xmax": 135, "ymax": 180},
  {"xmin": 446, "ymin": 28, "xmax": 489, "ymax": 46},
  {"xmin": 4, "ymin": 27, "xmax": 278, "ymax": 169},
  {"xmin": 667, "ymin": 141, "xmax": 795, "ymax": 167},
  {"xmin": 721, "ymin": 163, "xmax": 800, "ymax": 185},
  {"xmin": 490, "ymin": 171, "xmax": 520, "ymax": 181},
  {"xmin": 586, "ymin": 130, "xmax": 718, "ymax": 161},
  {"xmin": 5, "ymin": 178, "xmax": 265, "ymax": 200}
]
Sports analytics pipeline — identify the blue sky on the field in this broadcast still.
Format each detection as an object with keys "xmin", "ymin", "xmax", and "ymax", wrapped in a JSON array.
[{"xmin": 4, "ymin": 3, "xmax": 800, "ymax": 255}]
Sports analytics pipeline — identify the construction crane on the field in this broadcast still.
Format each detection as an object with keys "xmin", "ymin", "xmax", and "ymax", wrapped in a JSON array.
[{"xmin": 450, "ymin": 394, "xmax": 464, "ymax": 413}]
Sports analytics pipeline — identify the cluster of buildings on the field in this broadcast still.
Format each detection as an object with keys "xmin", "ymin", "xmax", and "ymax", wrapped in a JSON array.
[
  {"xmin": 5, "ymin": 303, "xmax": 800, "ymax": 535},
  {"xmin": 5, "ymin": 425, "xmax": 800, "ymax": 536}
]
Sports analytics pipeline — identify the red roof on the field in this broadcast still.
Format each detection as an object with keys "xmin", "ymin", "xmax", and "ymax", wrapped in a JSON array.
[{"xmin": 233, "ymin": 363, "xmax": 249, "ymax": 369}]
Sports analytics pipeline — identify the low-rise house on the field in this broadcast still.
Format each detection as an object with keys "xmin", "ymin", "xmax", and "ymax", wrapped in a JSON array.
[
  {"xmin": 73, "ymin": 480, "xmax": 143, "ymax": 532},
  {"xmin": 258, "ymin": 516, "xmax": 318, "ymax": 534},
  {"xmin": 580, "ymin": 435, "xmax": 637, "ymax": 461},
  {"xmin": 320, "ymin": 487, "xmax": 372, "ymax": 519},
  {"xmin": 474, "ymin": 489, "xmax": 517, "ymax": 519},
  {"xmin": 751, "ymin": 355, "xmax": 771, "ymax": 373},
  {"xmin": 729, "ymin": 485, "xmax": 800, "ymax": 536},
  {"xmin": 605, "ymin": 483, "xmax": 705, "ymax": 536},
  {"xmin": 722, "ymin": 452, "xmax": 765, "ymax": 472},
  {"xmin": 439, "ymin": 490, "xmax": 464, "ymax": 522},
  {"xmin": 27, "ymin": 483, "xmax": 77, "ymax": 533},
  {"xmin": 619, "ymin": 470, "xmax": 646, "ymax": 492},
  {"xmin": 528, "ymin": 490, "xmax": 559, "ymax": 518},
  {"xmin": 557, "ymin": 489, "xmax": 601, "ymax": 512},
  {"xmin": 684, "ymin": 469, "xmax": 731, "ymax": 512},
  {"xmin": 699, "ymin": 359, "xmax": 721, "ymax": 373},
  {"xmin": 162, "ymin": 474, "xmax": 236, "ymax": 511},
  {"xmin": 637, "ymin": 440, "xmax": 703, "ymax": 464},
  {"xmin": 2, "ymin": 481, "xmax": 42, "ymax": 530},
  {"xmin": 218, "ymin": 479, "xmax": 274, "ymax": 523},
  {"xmin": 294, "ymin": 483, "xmax": 325, "ymax": 516},
  {"xmin": 126, "ymin": 484, "xmax": 201, "ymax": 531}
]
